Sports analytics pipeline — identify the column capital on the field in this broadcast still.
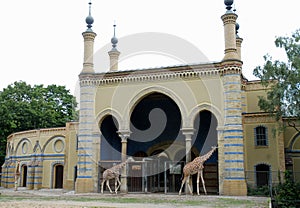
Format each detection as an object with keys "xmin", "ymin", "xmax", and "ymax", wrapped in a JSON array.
[
  {"xmin": 181, "ymin": 128, "xmax": 195, "ymax": 136},
  {"xmin": 118, "ymin": 130, "xmax": 131, "ymax": 142},
  {"xmin": 221, "ymin": 12, "xmax": 238, "ymax": 25}
]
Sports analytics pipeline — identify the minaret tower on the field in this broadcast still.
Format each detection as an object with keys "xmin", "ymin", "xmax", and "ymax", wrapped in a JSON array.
[
  {"xmin": 235, "ymin": 22, "xmax": 243, "ymax": 61},
  {"xmin": 76, "ymin": 0, "xmax": 99, "ymax": 193},
  {"xmin": 220, "ymin": 0, "xmax": 247, "ymax": 196},
  {"xmin": 108, "ymin": 24, "xmax": 121, "ymax": 71},
  {"xmin": 82, "ymin": 0, "xmax": 97, "ymax": 73},
  {"xmin": 221, "ymin": 0, "xmax": 238, "ymax": 60}
]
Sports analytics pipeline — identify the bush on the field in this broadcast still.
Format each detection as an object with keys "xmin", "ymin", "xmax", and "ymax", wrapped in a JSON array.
[
  {"xmin": 272, "ymin": 171, "xmax": 300, "ymax": 208},
  {"xmin": 248, "ymin": 185, "xmax": 270, "ymax": 197}
]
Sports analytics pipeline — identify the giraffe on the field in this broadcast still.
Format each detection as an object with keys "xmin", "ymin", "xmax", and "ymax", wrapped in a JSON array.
[
  {"xmin": 101, "ymin": 157, "xmax": 134, "ymax": 194},
  {"xmin": 14, "ymin": 160, "xmax": 20, "ymax": 191},
  {"xmin": 179, "ymin": 146, "xmax": 217, "ymax": 195}
]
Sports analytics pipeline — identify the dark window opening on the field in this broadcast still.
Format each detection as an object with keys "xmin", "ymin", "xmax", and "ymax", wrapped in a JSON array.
[{"xmin": 255, "ymin": 126, "xmax": 267, "ymax": 146}]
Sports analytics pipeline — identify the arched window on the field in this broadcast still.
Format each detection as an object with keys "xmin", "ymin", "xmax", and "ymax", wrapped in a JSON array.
[
  {"xmin": 255, "ymin": 164, "xmax": 270, "ymax": 187},
  {"xmin": 254, "ymin": 126, "xmax": 268, "ymax": 146}
]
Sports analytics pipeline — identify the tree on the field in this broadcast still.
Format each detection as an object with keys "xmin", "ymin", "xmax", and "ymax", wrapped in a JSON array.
[
  {"xmin": 0, "ymin": 81, "xmax": 78, "ymax": 165},
  {"xmin": 253, "ymin": 29, "xmax": 300, "ymax": 131}
]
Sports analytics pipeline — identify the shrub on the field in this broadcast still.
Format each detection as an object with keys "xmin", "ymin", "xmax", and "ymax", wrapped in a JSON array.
[{"xmin": 272, "ymin": 171, "xmax": 300, "ymax": 208}]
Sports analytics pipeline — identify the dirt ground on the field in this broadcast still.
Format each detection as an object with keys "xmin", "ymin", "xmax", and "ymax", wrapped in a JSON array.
[{"xmin": 0, "ymin": 187, "xmax": 270, "ymax": 208}]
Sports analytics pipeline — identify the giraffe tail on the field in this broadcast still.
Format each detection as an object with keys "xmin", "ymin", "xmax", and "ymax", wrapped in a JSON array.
[{"xmin": 180, "ymin": 173, "xmax": 184, "ymax": 181}]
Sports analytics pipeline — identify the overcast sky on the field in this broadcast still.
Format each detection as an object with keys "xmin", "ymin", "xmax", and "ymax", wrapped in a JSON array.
[{"xmin": 0, "ymin": 0, "xmax": 299, "ymax": 96}]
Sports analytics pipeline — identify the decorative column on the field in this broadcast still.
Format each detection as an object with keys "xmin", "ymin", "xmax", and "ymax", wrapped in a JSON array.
[
  {"xmin": 1, "ymin": 162, "xmax": 7, "ymax": 188},
  {"xmin": 27, "ymin": 160, "xmax": 35, "ymax": 190},
  {"xmin": 217, "ymin": 126, "xmax": 225, "ymax": 195},
  {"xmin": 221, "ymin": 63, "xmax": 247, "ymax": 196},
  {"xmin": 33, "ymin": 160, "xmax": 42, "ymax": 190},
  {"xmin": 118, "ymin": 130, "xmax": 131, "ymax": 193},
  {"xmin": 6, "ymin": 160, "xmax": 14, "ymax": 188},
  {"xmin": 181, "ymin": 128, "xmax": 195, "ymax": 163},
  {"xmin": 92, "ymin": 130, "xmax": 101, "ymax": 192},
  {"xmin": 76, "ymin": 82, "xmax": 97, "ymax": 193},
  {"xmin": 181, "ymin": 128, "xmax": 194, "ymax": 194}
]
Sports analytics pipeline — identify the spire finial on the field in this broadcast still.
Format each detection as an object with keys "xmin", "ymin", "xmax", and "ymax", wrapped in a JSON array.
[
  {"xmin": 113, "ymin": 21, "xmax": 116, "ymax": 37},
  {"xmin": 236, "ymin": 22, "xmax": 240, "ymax": 37},
  {"xmin": 85, "ymin": 0, "xmax": 94, "ymax": 32},
  {"xmin": 89, "ymin": 0, "xmax": 92, "ymax": 16},
  {"xmin": 224, "ymin": 0, "xmax": 234, "ymax": 12},
  {"xmin": 111, "ymin": 22, "xmax": 118, "ymax": 50}
]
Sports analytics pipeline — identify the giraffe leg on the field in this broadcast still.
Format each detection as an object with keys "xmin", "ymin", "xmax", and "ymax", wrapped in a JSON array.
[
  {"xmin": 200, "ymin": 170, "xmax": 207, "ymax": 195},
  {"xmin": 186, "ymin": 176, "xmax": 193, "ymax": 195},
  {"xmin": 179, "ymin": 176, "xmax": 187, "ymax": 195},
  {"xmin": 197, "ymin": 172, "xmax": 200, "ymax": 195},
  {"xmin": 101, "ymin": 179, "xmax": 105, "ymax": 194},
  {"xmin": 115, "ymin": 177, "xmax": 121, "ymax": 194},
  {"xmin": 114, "ymin": 178, "xmax": 117, "ymax": 194},
  {"xmin": 106, "ymin": 180, "xmax": 113, "ymax": 193}
]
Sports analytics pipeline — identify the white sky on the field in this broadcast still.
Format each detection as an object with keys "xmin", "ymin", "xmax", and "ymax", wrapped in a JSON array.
[{"xmin": 0, "ymin": 0, "xmax": 299, "ymax": 96}]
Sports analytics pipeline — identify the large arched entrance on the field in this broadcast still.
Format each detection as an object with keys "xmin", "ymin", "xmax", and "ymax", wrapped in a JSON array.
[
  {"xmin": 128, "ymin": 92, "xmax": 183, "ymax": 193},
  {"xmin": 100, "ymin": 115, "xmax": 121, "ymax": 161},
  {"xmin": 99, "ymin": 115, "xmax": 122, "ymax": 193},
  {"xmin": 129, "ymin": 92, "xmax": 183, "ymax": 156},
  {"xmin": 191, "ymin": 110, "xmax": 218, "ymax": 194}
]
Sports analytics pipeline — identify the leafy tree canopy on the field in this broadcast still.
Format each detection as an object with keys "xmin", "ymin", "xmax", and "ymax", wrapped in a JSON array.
[
  {"xmin": 253, "ymin": 29, "xmax": 300, "ymax": 124},
  {"xmin": 0, "ymin": 81, "xmax": 78, "ymax": 164}
]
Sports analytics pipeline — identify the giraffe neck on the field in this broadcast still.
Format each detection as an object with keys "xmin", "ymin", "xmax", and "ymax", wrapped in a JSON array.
[
  {"xmin": 200, "ymin": 148, "xmax": 216, "ymax": 162},
  {"xmin": 114, "ymin": 161, "xmax": 126, "ymax": 170}
]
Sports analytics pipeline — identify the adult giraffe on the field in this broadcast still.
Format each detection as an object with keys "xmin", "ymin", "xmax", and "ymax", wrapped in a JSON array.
[
  {"xmin": 101, "ymin": 157, "xmax": 134, "ymax": 194},
  {"xmin": 179, "ymin": 146, "xmax": 217, "ymax": 195}
]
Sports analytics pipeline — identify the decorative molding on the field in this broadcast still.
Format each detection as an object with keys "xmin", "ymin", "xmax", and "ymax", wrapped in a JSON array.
[
  {"xmin": 80, "ymin": 63, "xmax": 242, "ymax": 87},
  {"xmin": 7, "ymin": 127, "xmax": 66, "ymax": 141},
  {"xmin": 79, "ymin": 63, "xmax": 225, "ymax": 86},
  {"xmin": 243, "ymin": 113, "xmax": 276, "ymax": 124}
]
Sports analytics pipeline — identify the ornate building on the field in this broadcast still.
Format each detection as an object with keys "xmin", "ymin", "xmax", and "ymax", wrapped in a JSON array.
[{"xmin": 1, "ymin": 0, "xmax": 299, "ymax": 196}]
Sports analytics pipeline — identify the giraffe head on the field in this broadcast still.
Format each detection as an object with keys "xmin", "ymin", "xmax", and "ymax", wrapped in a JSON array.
[
  {"xmin": 211, "ymin": 146, "xmax": 218, "ymax": 151},
  {"xmin": 126, "ymin": 157, "xmax": 135, "ymax": 163}
]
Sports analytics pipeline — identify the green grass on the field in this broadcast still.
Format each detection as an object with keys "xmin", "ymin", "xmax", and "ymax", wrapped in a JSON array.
[{"xmin": 0, "ymin": 194, "xmax": 269, "ymax": 207}]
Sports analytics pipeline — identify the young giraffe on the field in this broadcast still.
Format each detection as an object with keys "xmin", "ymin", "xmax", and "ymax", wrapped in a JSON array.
[
  {"xmin": 101, "ymin": 157, "xmax": 134, "ymax": 194},
  {"xmin": 179, "ymin": 146, "xmax": 217, "ymax": 195}
]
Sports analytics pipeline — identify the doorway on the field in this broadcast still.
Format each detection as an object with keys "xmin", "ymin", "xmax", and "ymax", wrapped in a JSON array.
[
  {"xmin": 21, "ymin": 165, "xmax": 27, "ymax": 187},
  {"xmin": 54, "ymin": 164, "xmax": 64, "ymax": 188}
]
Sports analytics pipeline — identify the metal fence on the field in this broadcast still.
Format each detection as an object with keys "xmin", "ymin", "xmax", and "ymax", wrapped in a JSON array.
[{"xmin": 98, "ymin": 160, "xmax": 219, "ymax": 194}]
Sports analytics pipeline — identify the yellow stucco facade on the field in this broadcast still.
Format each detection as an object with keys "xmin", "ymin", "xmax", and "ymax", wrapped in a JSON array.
[{"xmin": 1, "ymin": 1, "xmax": 300, "ymax": 196}]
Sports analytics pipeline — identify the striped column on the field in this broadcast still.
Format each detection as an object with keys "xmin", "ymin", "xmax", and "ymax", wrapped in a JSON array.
[
  {"xmin": 75, "ymin": 84, "xmax": 96, "ymax": 193},
  {"xmin": 27, "ymin": 162, "xmax": 35, "ymax": 190},
  {"xmin": 34, "ymin": 160, "xmax": 43, "ymax": 189},
  {"xmin": 4, "ymin": 161, "xmax": 15, "ymax": 188},
  {"xmin": 222, "ymin": 65, "xmax": 247, "ymax": 195}
]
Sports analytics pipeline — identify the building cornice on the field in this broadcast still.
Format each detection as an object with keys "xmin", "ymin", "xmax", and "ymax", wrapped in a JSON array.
[
  {"xmin": 79, "ymin": 61, "xmax": 243, "ymax": 86},
  {"xmin": 7, "ymin": 127, "xmax": 67, "ymax": 141},
  {"xmin": 243, "ymin": 112, "xmax": 277, "ymax": 124}
]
